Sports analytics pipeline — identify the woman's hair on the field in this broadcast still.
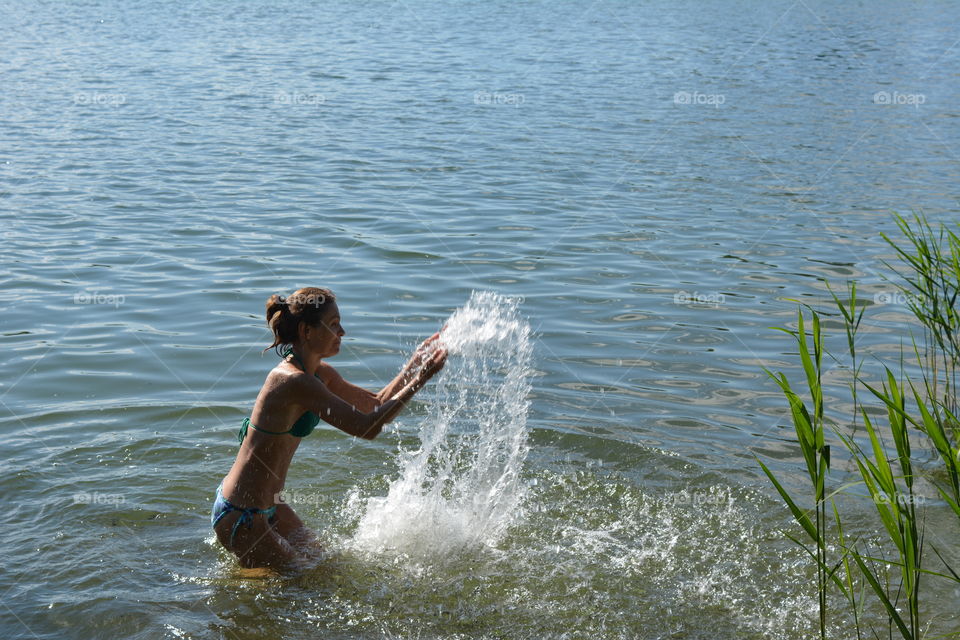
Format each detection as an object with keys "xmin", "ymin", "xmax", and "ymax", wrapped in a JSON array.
[{"xmin": 264, "ymin": 287, "xmax": 336, "ymax": 355}]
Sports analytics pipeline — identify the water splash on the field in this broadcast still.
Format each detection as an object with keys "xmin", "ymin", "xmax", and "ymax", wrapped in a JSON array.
[{"xmin": 348, "ymin": 291, "xmax": 532, "ymax": 559}]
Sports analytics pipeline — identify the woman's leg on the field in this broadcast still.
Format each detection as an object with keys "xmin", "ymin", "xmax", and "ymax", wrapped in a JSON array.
[
  {"xmin": 213, "ymin": 510, "xmax": 302, "ymax": 571},
  {"xmin": 272, "ymin": 503, "xmax": 324, "ymax": 553}
]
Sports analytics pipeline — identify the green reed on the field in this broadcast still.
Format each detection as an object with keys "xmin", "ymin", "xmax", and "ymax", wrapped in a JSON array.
[
  {"xmin": 827, "ymin": 281, "xmax": 866, "ymax": 637},
  {"xmin": 759, "ymin": 309, "xmax": 831, "ymax": 639},
  {"xmin": 758, "ymin": 215, "xmax": 960, "ymax": 639},
  {"xmin": 840, "ymin": 370, "xmax": 923, "ymax": 638},
  {"xmin": 881, "ymin": 212, "xmax": 960, "ymax": 415}
]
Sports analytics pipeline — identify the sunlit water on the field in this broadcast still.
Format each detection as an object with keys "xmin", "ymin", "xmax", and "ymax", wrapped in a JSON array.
[
  {"xmin": 348, "ymin": 291, "xmax": 532, "ymax": 559},
  {"xmin": 2, "ymin": 0, "xmax": 960, "ymax": 638}
]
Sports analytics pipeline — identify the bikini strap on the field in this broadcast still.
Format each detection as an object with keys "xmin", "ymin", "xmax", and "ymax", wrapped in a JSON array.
[
  {"xmin": 282, "ymin": 347, "xmax": 320, "ymax": 379},
  {"xmin": 230, "ymin": 505, "xmax": 278, "ymax": 547},
  {"xmin": 233, "ymin": 349, "xmax": 305, "ymax": 445},
  {"xmin": 238, "ymin": 417, "xmax": 291, "ymax": 444},
  {"xmin": 282, "ymin": 346, "xmax": 307, "ymax": 372}
]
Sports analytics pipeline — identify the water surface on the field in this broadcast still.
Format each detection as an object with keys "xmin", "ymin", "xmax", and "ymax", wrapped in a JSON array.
[{"xmin": 2, "ymin": 0, "xmax": 959, "ymax": 638}]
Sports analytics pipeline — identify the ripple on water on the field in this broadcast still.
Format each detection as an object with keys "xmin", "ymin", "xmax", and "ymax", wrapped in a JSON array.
[{"xmin": 4, "ymin": 0, "xmax": 960, "ymax": 638}]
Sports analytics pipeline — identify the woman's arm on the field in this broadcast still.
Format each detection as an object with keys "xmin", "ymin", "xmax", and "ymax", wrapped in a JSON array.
[
  {"xmin": 301, "ymin": 343, "xmax": 447, "ymax": 439},
  {"xmin": 375, "ymin": 331, "xmax": 445, "ymax": 403},
  {"xmin": 317, "ymin": 331, "xmax": 446, "ymax": 412},
  {"xmin": 317, "ymin": 366, "xmax": 381, "ymax": 413},
  {"xmin": 295, "ymin": 374, "xmax": 386, "ymax": 439}
]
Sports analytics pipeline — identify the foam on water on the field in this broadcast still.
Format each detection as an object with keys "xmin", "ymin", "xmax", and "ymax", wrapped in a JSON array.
[{"xmin": 348, "ymin": 291, "xmax": 532, "ymax": 558}]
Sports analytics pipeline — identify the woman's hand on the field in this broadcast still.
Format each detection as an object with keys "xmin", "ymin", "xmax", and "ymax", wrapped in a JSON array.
[
  {"xmin": 359, "ymin": 330, "xmax": 449, "ymax": 439},
  {"xmin": 395, "ymin": 345, "xmax": 445, "ymax": 398},
  {"xmin": 410, "ymin": 330, "xmax": 442, "ymax": 364},
  {"xmin": 402, "ymin": 329, "xmax": 446, "ymax": 383},
  {"xmin": 404, "ymin": 343, "xmax": 447, "ymax": 393}
]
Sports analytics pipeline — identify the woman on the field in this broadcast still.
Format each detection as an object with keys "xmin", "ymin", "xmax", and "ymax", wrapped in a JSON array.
[{"xmin": 212, "ymin": 287, "xmax": 447, "ymax": 570}]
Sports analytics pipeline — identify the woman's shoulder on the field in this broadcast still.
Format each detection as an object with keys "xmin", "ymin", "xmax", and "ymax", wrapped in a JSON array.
[
  {"xmin": 262, "ymin": 360, "xmax": 311, "ymax": 393},
  {"xmin": 256, "ymin": 363, "xmax": 318, "ymax": 415},
  {"xmin": 314, "ymin": 361, "xmax": 343, "ymax": 387},
  {"xmin": 260, "ymin": 360, "xmax": 340, "ymax": 401}
]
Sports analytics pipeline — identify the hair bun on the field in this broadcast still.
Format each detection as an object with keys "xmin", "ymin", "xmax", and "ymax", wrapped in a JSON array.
[{"xmin": 263, "ymin": 287, "xmax": 336, "ymax": 356}]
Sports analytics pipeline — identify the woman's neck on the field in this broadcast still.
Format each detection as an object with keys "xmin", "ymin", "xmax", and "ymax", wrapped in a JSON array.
[{"xmin": 288, "ymin": 346, "xmax": 321, "ymax": 375}]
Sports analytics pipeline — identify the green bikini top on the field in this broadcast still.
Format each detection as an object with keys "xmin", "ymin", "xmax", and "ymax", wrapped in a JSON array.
[{"xmin": 237, "ymin": 347, "xmax": 321, "ymax": 444}]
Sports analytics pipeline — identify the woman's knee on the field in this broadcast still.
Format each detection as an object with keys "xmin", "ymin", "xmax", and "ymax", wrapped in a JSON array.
[
  {"xmin": 217, "ymin": 513, "xmax": 300, "ymax": 570},
  {"xmin": 240, "ymin": 531, "xmax": 300, "ymax": 570}
]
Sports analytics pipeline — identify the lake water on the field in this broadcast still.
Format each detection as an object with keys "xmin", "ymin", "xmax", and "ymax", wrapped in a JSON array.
[{"xmin": 2, "ymin": 1, "xmax": 959, "ymax": 638}]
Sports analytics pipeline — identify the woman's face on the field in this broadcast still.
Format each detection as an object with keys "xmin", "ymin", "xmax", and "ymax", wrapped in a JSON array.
[{"xmin": 303, "ymin": 302, "xmax": 344, "ymax": 357}]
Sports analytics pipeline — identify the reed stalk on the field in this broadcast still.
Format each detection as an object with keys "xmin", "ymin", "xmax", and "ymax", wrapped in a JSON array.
[
  {"xmin": 758, "ymin": 214, "xmax": 960, "ymax": 638},
  {"xmin": 759, "ymin": 309, "xmax": 831, "ymax": 639},
  {"xmin": 880, "ymin": 212, "xmax": 960, "ymax": 415}
]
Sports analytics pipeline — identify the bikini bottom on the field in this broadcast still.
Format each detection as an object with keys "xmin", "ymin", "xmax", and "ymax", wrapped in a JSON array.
[{"xmin": 211, "ymin": 481, "xmax": 278, "ymax": 548}]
